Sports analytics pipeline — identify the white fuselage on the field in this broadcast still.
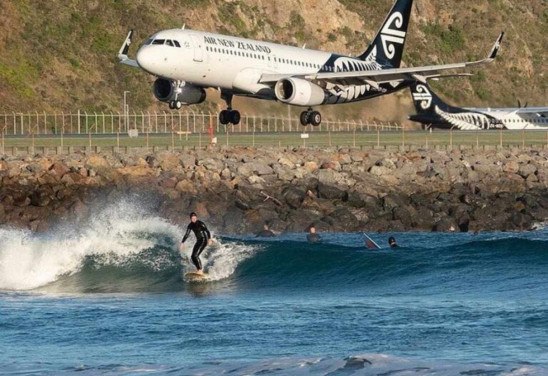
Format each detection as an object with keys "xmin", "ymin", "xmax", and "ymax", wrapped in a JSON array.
[
  {"xmin": 136, "ymin": 29, "xmax": 331, "ymax": 90},
  {"xmin": 468, "ymin": 107, "xmax": 548, "ymax": 130},
  {"xmin": 135, "ymin": 29, "xmax": 384, "ymax": 103}
]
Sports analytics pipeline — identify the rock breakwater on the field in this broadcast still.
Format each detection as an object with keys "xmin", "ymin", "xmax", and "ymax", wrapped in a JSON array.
[{"xmin": 1, "ymin": 147, "xmax": 546, "ymax": 234}]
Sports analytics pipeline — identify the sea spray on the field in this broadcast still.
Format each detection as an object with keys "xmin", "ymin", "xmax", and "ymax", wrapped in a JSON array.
[
  {"xmin": 0, "ymin": 200, "xmax": 181, "ymax": 291},
  {"xmin": 196, "ymin": 241, "xmax": 258, "ymax": 281}
]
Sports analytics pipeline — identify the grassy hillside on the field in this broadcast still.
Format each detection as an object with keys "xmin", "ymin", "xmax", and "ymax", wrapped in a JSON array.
[{"xmin": 0, "ymin": 0, "xmax": 546, "ymax": 125}]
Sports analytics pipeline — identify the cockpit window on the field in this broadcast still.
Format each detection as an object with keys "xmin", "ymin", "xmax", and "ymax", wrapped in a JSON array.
[
  {"xmin": 152, "ymin": 39, "xmax": 165, "ymax": 45},
  {"xmin": 173, "ymin": 40, "xmax": 181, "ymax": 48},
  {"xmin": 145, "ymin": 39, "xmax": 153, "ymax": 45},
  {"xmin": 166, "ymin": 40, "xmax": 174, "ymax": 47}
]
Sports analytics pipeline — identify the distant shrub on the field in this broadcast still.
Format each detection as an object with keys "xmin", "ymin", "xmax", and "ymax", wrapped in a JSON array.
[{"xmin": 422, "ymin": 23, "xmax": 465, "ymax": 54}]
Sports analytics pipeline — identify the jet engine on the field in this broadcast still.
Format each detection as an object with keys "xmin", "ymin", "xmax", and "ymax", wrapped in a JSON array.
[
  {"xmin": 274, "ymin": 78, "xmax": 326, "ymax": 107},
  {"xmin": 153, "ymin": 78, "xmax": 206, "ymax": 104}
]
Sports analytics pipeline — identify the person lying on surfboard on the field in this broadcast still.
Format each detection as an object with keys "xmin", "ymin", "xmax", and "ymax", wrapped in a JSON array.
[{"xmin": 180, "ymin": 212, "xmax": 212, "ymax": 275}]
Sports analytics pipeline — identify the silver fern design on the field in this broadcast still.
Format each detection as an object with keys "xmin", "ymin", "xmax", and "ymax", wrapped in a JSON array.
[
  {"xmin": 333, "ymin": 57, "xmax": 381, "ymax": 73},
  {"xmin": 325, "ymin": 84, "xmax": 378, "ymax": 103},
  {"xmin": 434, "ymin": 106, "xmax": 500, "ymax": 130}
]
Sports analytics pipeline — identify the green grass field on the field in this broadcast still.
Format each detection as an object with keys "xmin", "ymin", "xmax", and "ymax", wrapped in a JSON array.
[{"xmin": 1, "ymin": 130, "xmax": 547, "ymax": 153}]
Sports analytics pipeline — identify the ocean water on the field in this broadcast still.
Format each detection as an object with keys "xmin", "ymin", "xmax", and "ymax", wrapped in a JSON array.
[{"xmin": 0, "ymin": 201, "xmax": 547, "ymax": 375}]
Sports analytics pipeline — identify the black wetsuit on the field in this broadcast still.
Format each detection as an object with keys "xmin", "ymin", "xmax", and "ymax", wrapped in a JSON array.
[
  {"xmin": 307, "ymin": 233, "xmax": 321, "ymax": 244},
  {"xmin": 182, "ymin": 220, "xmax": 211, "ymax": 270},
  {"xmin": 256, "ymin": 229, "xmax": 275, "ymax": 237}
]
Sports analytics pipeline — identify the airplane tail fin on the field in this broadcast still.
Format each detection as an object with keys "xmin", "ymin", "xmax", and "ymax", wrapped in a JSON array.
[
  {"xmin": 409, "ymin": 81, "xmax": 450, "ymax": 114},
  {"xmin": 358, "ymin": 0, "xmax": 414, "ymax": 68}
]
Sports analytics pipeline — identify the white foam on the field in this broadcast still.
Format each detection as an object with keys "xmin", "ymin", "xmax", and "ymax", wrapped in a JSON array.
[
  {"xmin": 198, "ymin": 241, "xmax": 257, "ymax": 281},
  {"xmin": 179, "ymin": 238, "xmax": 257, "ymax": 282},
  {"xmin": 0, "ymin": 200, "xmax": 182, "ymax": 291},
  {"xmin": 532, "ymin": 221, "xmax": 548, "ymax": 231}
]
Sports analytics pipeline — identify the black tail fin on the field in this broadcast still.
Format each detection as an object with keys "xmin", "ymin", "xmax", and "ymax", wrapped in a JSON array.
[
  {"xmin": 358, "ymin": 0, "xmax": 413, "ymax": 68},
  {"xmin": 409, "ymin": 81, "xmax": 451, "ymax": 114}
]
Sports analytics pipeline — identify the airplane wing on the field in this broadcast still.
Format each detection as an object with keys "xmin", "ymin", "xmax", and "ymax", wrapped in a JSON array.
[
  {"xmin": 260, "ymin": 32, "xmax": 504, "ymax": 87},
  {"xmin": 516, "ymin": 108, "xmax": 548, "ymax": 117},
  {"xmin": 118, "ymin": 30, "xmax": 139, "ymax": 68}
]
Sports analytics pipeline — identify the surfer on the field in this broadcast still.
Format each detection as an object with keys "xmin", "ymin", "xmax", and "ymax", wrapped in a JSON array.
[
  {"xmin": 388, "ymin": 236, "xmax": 398, "ymax": 248},
  {"xmin": 181, "ymin": 212, "xmax": 212, "ymax": 275},
  {"xmin": 306, "ymin": 224, "xmax": 321, "ymax": 243},
  {"xmin": 256, "ymin": 222, "xmax": 276, "ymax": 237}
]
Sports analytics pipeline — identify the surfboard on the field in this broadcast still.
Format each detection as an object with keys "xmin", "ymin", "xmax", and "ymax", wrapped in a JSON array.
[
  {"xmin": 364, "ymin": 233, "xmax": 381, "ymax": 249},
  {"xmin": 184, "ymin": 272, "xmax": 210, "ymax": 282}
]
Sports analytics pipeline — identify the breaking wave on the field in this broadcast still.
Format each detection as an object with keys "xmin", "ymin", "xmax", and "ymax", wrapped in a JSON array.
[{"xmin": 0, "ymin": 200, "xmax": 256, "ymax": 293}]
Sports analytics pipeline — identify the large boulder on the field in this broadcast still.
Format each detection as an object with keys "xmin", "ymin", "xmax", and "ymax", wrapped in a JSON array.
[
  {"xmin": 273, "ymin": 165, "xmax": 295, "ymax": 182},
  {"xmin": 30, "ymin": 188, "xmax": 53, "ymax": 207},
  {"xmin": 282, "ymin": 186, "xmax": 306, "ymax": 209},
  {"xmin": 157, "ymin": 152, "xmax": 181, "ymax": 171},
  {"xmin": 223, "ymin": 206, "xmax": 246, "ymax": 233},
  {"xmin": 518, "ymin": 163, "xmax": 537, "ymax": 179},
  {"xmin": 317, "ymin": 183, "xmax": 348, "ymax": 201},
  {"xmin": 49, "ymin": 162, "xmax": 70, "ymax": 177},
  {"xmin": 322, "ymin": 208, "xmax": 359, "ymax": 231},
  {"xmin": 85, "ymin": 155, "xmax": 109, "ymax": 170},
  {"xmin": 237, "ymin": 161, "xmax": 274, "ymax": 176},
  {"xmin": 382, "ymin": 193, "xmax": 410, "ymax": 212},
  {"xmin": 199, "ymin": 158, "xmax": 224, "ymax": 172},
  {"xmin": 432, "ymin": 217, "xmax": 459, "ymax": 232}
]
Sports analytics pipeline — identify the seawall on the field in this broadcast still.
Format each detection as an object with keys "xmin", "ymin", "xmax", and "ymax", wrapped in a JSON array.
[{"xmin": 0, "ymin": 147, "xmax": 546, "ymax": 234}]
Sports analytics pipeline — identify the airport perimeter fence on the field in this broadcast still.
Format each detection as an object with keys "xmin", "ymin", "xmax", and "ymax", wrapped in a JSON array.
[
  {"xmin": 0, "ymin": 111, "xmax": 400, "ymax": 136},
  {"xmin": 0, "ymin": 111, "xmax": 547, "ymax": 155}
]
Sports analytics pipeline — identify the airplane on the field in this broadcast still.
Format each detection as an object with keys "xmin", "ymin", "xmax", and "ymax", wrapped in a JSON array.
[
  {"xmin": 409, "ymin": 81, "xmax": 548, "ymax": 130},
  {"xmin": 117, "ymin": 0, "xmax": 503, "ymax": 127}
]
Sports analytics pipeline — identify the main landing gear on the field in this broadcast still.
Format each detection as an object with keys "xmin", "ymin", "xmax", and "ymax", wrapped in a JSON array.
[
  {"xmin": 300, "ymin": 108, "xmax": 322, "ymax": 126},
  {"xmin": 219, "ymin": 91, "xmax": 241, "ymax": 125}
]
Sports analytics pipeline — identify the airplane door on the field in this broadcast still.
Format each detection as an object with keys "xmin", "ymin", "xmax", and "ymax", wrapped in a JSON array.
[
  {"xmin": 191, "ymin": 35, "xmax": 204, "ymax": 62},
  {"xmin": 271, "ymin": 55, "xmax": 278, "ymax": 69}
]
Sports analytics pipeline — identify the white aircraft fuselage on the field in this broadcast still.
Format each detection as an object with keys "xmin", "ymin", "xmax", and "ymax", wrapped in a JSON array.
[{"xmin": 137, "ymin": 30, "xmax": 331, "ymax": 89}]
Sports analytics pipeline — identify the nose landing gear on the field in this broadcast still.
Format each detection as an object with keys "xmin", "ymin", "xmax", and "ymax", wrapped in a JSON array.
[
  {"xmin": 168, "ymin": 100, "xmax": 182, "ymax": 110},
  {"xmin": 300, "ymin": 108, "xmax": 322, "ymax": 126}
]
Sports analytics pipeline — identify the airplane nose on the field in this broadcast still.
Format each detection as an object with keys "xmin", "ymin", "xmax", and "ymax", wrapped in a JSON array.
[{"xmin": 136, "ymin": 47, "xmax": 155, "ymax": 72}]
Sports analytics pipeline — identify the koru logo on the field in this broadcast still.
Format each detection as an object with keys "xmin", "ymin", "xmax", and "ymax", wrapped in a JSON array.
[
  {"xmin": 381, "ymin": 12, "xmax": 406, "ymax": 59},
  {"xmin": 412, "ymin": 85, "xmax": 432, "ymax": 110}
]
